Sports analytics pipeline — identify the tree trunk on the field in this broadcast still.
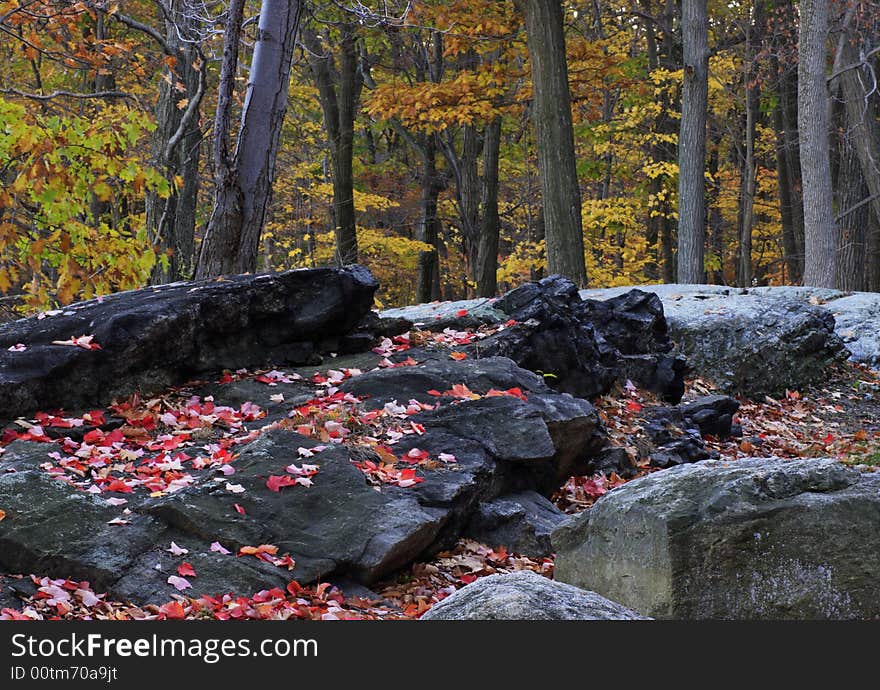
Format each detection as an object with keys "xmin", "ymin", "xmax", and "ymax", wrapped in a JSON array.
[
  {"xmin": 836, "ymin": 126, "xmax": 869, "ymax": 291},
  {"xmin": 197, "ymin": 0, "xmax": 302, "ymax": 278},
  {"xmin": 520, "ymin": 0, "xmax": 587, "ymax": 287},
  {"xmin": 147, "ymin": 0, "xmax": 205, "ymax": 284},
  {"xmin": 797, "ymin": 0, "xmax": 836, "ymax": 288},
  {"xmin": 780, "ymin": 60, "xmax": 806, "ymax": 281},
  {"xmin": 303, "ymin": 25, "xmax": 363, "ymax": 265},
  {"xmin": 677, "ymin": 0, "xmax": 709, "ymax": 284},
  {"xmin": 416, "ymin": 134, "xmax": 442, "ymax": 303},
  {"xmin": 838, "ymin": 38, "xmax": 880, "ymax": 255},
  {"xmin": 475, "ymin": 118, "xmax": 502, "ymax": 297},
  {"xmin": 736, "ymin": 0, "xmax": 763, "ymax": 288}
]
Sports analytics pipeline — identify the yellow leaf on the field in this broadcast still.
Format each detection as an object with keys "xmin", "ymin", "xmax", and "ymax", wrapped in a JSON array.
[{"xmin": 176, "ymin": 98, "xmax": 189, "ymax": 110}]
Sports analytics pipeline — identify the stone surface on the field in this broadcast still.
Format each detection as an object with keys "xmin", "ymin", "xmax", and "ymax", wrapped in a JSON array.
[
  {"xmin": 383, "ymin": 277, "xmax": 687, "ymax": 403},
  {"xmin": 639, "ymin": 395, "xmax": 740, "ymax": 468},
  {"xmin": 553, "ymin": 456, "xmax": 880, "ymax": 619},
  {"xmin": 420, "ymin": 571, "xmax": 649, "ymax": 620},
  {"xmin": 0, "ymin": 355, "xmax": 609, "ymax": 604},
  {"xmin": 464, "ymin": 491, "xmax": 567, "ymax": 558},
  {"xmin": 0, "ymin": 266, "xmax": 378, "ymax": 422},
  {"xmin": 582, "ymin": 284, "xmax": 855, "ymax": 396}
]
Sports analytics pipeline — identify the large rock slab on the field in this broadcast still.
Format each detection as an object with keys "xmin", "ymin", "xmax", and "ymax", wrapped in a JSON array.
[
  {"xmin": 553, "ymin": 457, "xmax": 880, "ymax": 619},
  {"xmin": 0, "ymin": 266, "xmax": 378, "ymax": 422},
  {"xmin": 582, "ymin": 284, "xmax": 857, "ymax": 396},
  {"xmin": 420, "ymin": 571, "xmax": 648, "ymax": 620},
  {"xmin": 0, "ymin": 354, "xmax": 609, "ymax": 604}
]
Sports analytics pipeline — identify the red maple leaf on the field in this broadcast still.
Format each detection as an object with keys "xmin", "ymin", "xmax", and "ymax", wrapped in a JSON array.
[{"xmin": 177, "ymin": 562, "xmax": 196, "ymax": 578}]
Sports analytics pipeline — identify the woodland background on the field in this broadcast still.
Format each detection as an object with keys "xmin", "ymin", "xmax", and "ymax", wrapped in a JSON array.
[{"xmin": 1, "ymin": 0, "xmax": 879, "ymax": 314}]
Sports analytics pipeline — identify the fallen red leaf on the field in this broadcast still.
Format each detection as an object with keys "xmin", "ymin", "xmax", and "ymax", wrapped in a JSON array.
[{"xmin": 177, "ymin": 562, "xmax": 196, "ymax": 578}]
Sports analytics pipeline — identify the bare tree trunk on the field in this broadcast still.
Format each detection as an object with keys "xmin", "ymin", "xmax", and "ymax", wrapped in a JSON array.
[
  {"xmin": 197, "ymin": 0, "xmax": 302, "ymax": 278},
  {"xmin": 475, "ymin": 118, "xmax": 502, "ymax": 297},
  {"xmin": 677, "ymin": 0, "xmax": 709, "ymax": 284},
  {"xmin": 303, "ymin": 24, "xmax": 363, "ymax": 265},
  {"xmin": 780, "ymin": 60, "xmax": 806, "ymax": 281},
  {"xmin": 836, "ymin": 126, "xmax": 869, "ymax": 291},
  {"xmin": 838, "ymin": 37, "xmax": 880, "ymax": 251},
  {"xmin": 520, "ymin": 0, "xmax": 588, "ymax": 286},
  {"xmin": 147, "ymin": 0, "xmax": 205, "ymax": 284},
  {"xmin": 416, "ymin": 134, "xmax": 442, "ymax": 303},
  {"xmin": 798, "ymin": 0, "xmax": 836, "ymax": 288},
  {"xmin": 737, "ymin": 0, "xmax": 763, "ymax": 288},
  {"xmin": 707, "ymin": 126, "xmax": 725, "ymax": 284}
]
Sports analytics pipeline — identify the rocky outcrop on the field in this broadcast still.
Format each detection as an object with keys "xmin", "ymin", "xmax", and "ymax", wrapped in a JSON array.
[
  {"xmin": 420, "ymin": 571, "xmax": 649, "ymax": 620},
  {"xmin": 383, "ymin": 277, "xmax": 687, "ymax": 403},
  {"xmin": 0, "ymin": 356, "xmax": 608, "ymax": 604},
  {"xmin": 553, "ymin": 457, "xmax": 880, "ymax": 619},
  {"xmin": 463, "ymin": 491, "xmax": 566, "ymax": 558},
  {"xmin": 582, "ymin": 285, "xmax": 852, "ymax": 397},
  {"xmin": 0, "ymin": 266, "xmax": 378, "ymax": 423}
]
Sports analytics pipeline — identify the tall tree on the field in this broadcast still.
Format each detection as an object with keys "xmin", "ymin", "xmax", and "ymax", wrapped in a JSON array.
[
  {"xmin": 797, "ymin": 0, "xmax": 836, "ymax": 287},
  {"xmin": 196, "ymin": 0, "xmax": 303, "ymax": 278},
  {"xmin": 141, "ymin": 1, "xmax": 206, "ymax": 284},
  {"xmin": 676, "ymin": 0, "xmax": 709, "ymax": 284},
  {"xmin": 520, "ymin": 0, "xmax": 588, "ymax": 287},
  {"xmin": 302, "ymin": 21, "xmax": 364, "ymax": 265}
]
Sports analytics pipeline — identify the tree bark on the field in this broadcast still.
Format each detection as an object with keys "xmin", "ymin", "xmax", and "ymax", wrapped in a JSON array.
[
  {"xmin": 838, "ymin": 37, "xmax": 880, "ymax": 255},
  {"xmin": 303, "ymin": 24, "xmax": 363, "ymax": 266},
  {"xmin": 475, "ymin": 118, "xmax": 502, "ymax": 297},
  {"xmin": 836, "ymin": 123, "xmax": 869, "ymax": 291},
  {"xmin": 416, "ymin": 134, "xmax": 443, "ymax": 303},
  {"xmin": 147, "ymin": 0, "xmax": 205, "ymax": 284},
  {"xmin": 520, "ymin": 0, "xmax": 587, "ymax": 287},
  {"xmin": 736, "ymin": 0, "xmax": 763, "ymax": 288},
  {"xmin": 676, "ymin": 0, "xmax": 709, "ymax": 284},
  {"xmin": 797, "ymin": 0, "xmax": 836, "ymax": 288},
  {"xmin": 197, "ymin": 0, "xmax": 302, "ymax": 278}
]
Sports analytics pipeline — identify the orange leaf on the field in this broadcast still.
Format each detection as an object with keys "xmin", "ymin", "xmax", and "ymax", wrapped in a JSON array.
[
  {"xmin": 0, "ymin": 509, "xmax": 5, "ymax": 521},
  {"xmin": 449, "ymin": 351, "xmax": 467, "ymax": 361}
]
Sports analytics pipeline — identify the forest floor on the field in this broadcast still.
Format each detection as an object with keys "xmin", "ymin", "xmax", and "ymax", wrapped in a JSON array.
[{"xmin": 2, "ymin": 359, "xmax": 879, "ymax": 621}]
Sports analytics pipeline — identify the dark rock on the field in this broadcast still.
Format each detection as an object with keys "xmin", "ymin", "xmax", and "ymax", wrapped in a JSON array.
[
  {"xmin": 143, "ymin": 433, "xmax": 445, "ymax": 589},
  {"xmin": 464, "ymin": 491, "xmax": 566, "ymax": 557},
  {"xmin": 679, "ymin": 395, "xmax": 740, "ymax": 438},
  {"xmin": 341, "ymin": 356, "xmax": 551, "ymax": 408},
  {"xmin": 110, "ymin": 532, "xmax": 292, "ymax": 605},
  {"xmin": 420, "ymin": 571, "xmax": 649, "ymax": 620},
  {"xmin": 639, "ymin": 395, "xmax": 740, "ymax": 468},
  {"xmin": 0, "ymin": 440, "xmax": 61, "ymax": 472},
  {"xmin": 382, "ymin": 277, "xmax": 687, "ymax": 404},
  {"xmin": 553, "ymin": 457, "xmax": 880, "ymax": 619},
  {"xmin": 589, "ymin": 446, "xmax": 638, "ymax": 478},
  {"xmin": 472, "ymin": 277, "xmax": 619, "ymax": 400},
  {"xmin": 581, "ymin": 289, "xmax": 687, "ymax": 402},
  {"xmin": 0, "ymin": 266, "xmax": 378, "ymax": 422},
  {"xmin": 0, "ymin": 471, "xmax": 165, "ymax": 590}
]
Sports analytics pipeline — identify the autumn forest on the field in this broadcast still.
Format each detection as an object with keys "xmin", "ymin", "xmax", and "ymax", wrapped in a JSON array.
[{"xmin": 1, "ymin": 0, "xmax": 879, "ymax": 314}]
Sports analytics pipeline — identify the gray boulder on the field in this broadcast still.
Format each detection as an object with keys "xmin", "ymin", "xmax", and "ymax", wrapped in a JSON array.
[
  {"xmin": 553, "ymin": 456, "xmax": 880, "ymax": 619},
  {"xmin": 421, "ymin": 571, "xmax": 649, "ymax": 620},
  {"xmin": 582, "ymin": 285, "xmax": 848, "ymax": 398}
]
